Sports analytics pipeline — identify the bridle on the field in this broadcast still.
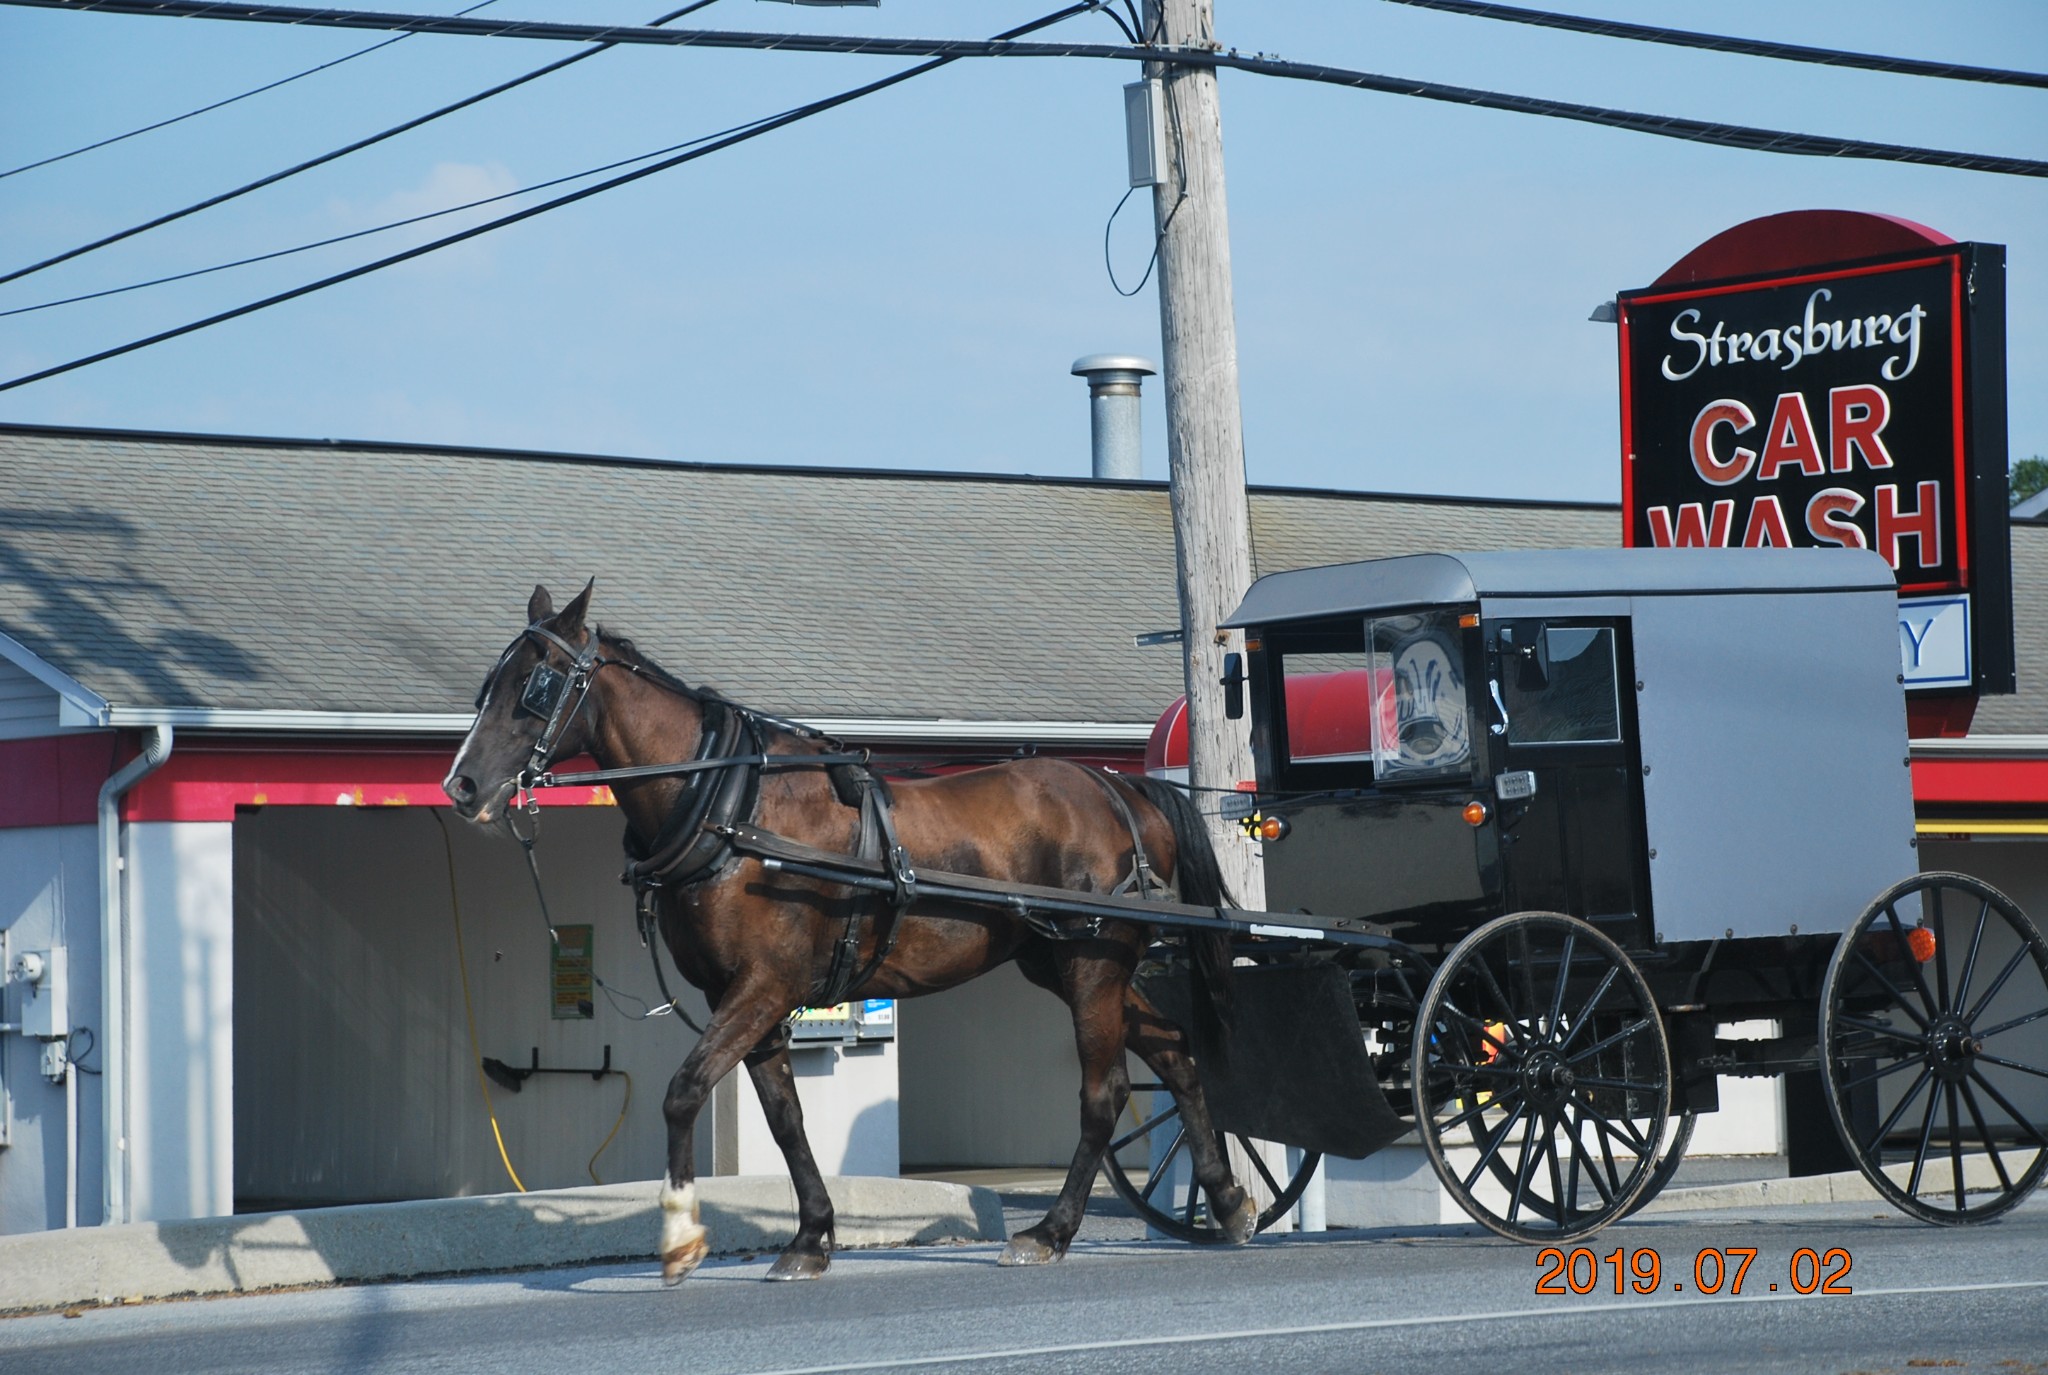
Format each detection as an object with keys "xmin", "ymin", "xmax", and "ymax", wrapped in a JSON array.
[{"xmin": 484, "ymin": 620, "xmax": 614, "ymax": 802}]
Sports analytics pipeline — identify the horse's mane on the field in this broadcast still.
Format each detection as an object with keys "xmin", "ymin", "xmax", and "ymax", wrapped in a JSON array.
[
  {"xmin": 597, "ymin": 625, "xmax": 717, "ymax": 702},
  {"xmin": 597, "ymin": 624, "xmax": 838, "ymax": 751}
]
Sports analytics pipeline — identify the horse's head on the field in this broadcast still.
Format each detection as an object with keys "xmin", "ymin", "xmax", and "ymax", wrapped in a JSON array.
[{"xmin": 443, "ymin": 580, "xmax": 600, "ymax": 824}]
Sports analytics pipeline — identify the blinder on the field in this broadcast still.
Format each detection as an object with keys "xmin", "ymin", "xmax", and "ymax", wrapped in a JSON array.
[{"xmin": 519, "ymin": 662, "xmax": 569, "ymax": 720}]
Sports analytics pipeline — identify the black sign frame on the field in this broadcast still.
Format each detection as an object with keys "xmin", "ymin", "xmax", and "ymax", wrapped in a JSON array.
[{"xmin": 1618, "ymin": 242, "xmax": 2012, "ymax": 696}]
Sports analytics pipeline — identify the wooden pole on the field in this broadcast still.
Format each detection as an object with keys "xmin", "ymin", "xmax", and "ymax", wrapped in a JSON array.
[{"xmin": 1145, "ymin": 0, "xmax": 1263, "ymax": 911}]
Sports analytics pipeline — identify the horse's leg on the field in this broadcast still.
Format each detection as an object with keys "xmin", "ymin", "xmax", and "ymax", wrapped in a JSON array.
[
  {"xmin": 1124, "ymin": 988, "xmax": 1255, "ymax": 1243},
  {"xmin": 659, "ymin": 986, "xmax": 793, "ymax": 1286},
  {"xmin": 743, "ymin": 1025, "xmax": 836, "ymax": 1281},
  {"xmin": 999, "ymin": 947, "xmax": 1133, "ymax": 1266}
]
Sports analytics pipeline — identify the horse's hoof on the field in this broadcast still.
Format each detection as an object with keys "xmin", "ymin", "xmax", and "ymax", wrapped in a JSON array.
[
  {"xmin": 1219, "ymin": 1194, "xmax": 1258, "ymax": 1246},
  {"xmin": 998, "ymin": 1233, "xmax": 1064, "ymax": 1266},
  {"xmin": 661, "ymin": 1236, "xmax": 708, "ymax": 1287},
  {"xmin": 764, "ymin": 1249, "xmax": 830, "ymax": 1281}
]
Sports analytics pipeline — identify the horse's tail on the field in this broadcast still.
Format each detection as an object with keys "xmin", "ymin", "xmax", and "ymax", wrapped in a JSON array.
[{"xmin": 1123, "ymin": 774, "xmax": 1238, "ymax": 1038}]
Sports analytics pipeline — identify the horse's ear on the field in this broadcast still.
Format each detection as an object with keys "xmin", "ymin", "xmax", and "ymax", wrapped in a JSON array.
[
  {"xmin": 526, "ymin": 584, "xmax": 554, "ymax": 624},
  {"xmin": 555, "ymin": 578, "xmax": 596, "ymax": 637}
]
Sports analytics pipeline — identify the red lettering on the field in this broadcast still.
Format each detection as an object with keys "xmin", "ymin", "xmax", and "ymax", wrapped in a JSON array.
[
  {"xmin": 1829, "ymin": 384, "xmax": 1894, "ymax": 473},
  {"xmin": 1647, "ymin": 500, "xmax": 1736, "ymax": 548},
  {"xmin": 1874, "ymin": 481, "xmax": 1942, "ymax": 570},
  {"xmin": 1756, "ymin": 392, "xmax": 1825, "ymax": 481},
  {"xmin": 1741, "ymin": 495, "xmax": 1794, "ymax": 548},
  {"xmin": 1688, "ymin": 399, "xmax": 1756, "ymax": 486},
  {"xmin": 1805, "ymin": 488, "xmax": 1868, "ymax": 548}
]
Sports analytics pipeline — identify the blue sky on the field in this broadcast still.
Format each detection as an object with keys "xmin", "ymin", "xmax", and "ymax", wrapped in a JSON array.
[{"xmin": 1, "ymin": 1, "xmax": 2042, "ymax": 502}]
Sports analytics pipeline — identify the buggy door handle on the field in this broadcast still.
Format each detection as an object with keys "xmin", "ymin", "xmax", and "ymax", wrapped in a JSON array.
[{"xmin": 1488, "ymin": 679, "xmax": 1510, "ymax": 736}]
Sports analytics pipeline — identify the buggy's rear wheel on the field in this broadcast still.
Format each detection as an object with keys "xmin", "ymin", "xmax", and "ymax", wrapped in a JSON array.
[
  {"xmin": 1820, "ymin": 872, "xmax": 2048, "ymax": 1224},
  {"xmin": 1412, "ymin": 911, "xmax": 1670, "ymax": 1242},
  {"xmin": 1102, "ymin": 1087, "xmax": 1320, "ymax": 1243}
]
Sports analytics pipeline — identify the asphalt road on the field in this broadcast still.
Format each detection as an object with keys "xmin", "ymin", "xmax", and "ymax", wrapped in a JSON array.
[{"xmin": 5, "ymin": 1196, "xmax": 2046, "ymax": 1374}]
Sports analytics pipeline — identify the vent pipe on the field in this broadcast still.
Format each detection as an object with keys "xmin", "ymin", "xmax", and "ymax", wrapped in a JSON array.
[{"xmin": 1071, "ymin": 354, "xmax": 1156, "ymax": 481}]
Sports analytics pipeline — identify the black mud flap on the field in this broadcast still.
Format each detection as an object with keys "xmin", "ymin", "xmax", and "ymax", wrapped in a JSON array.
[{"xmin": 1135, "ymin": 961, "xmax": 1407, "ymax": 1160}]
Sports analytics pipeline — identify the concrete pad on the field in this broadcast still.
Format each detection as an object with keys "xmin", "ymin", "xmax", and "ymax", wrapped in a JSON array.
[{"xmin": 0, "ymin": 1176, "xmax": 1007, "ymax": 1315}]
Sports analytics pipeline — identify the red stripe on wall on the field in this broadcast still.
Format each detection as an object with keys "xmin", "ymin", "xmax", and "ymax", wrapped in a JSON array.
[
  {"xmin": 120, "ymin": 744, "xmax": 618, "ymax": 822},
  {"xmin": 1, "ymin": 736, "xmax": 1150, "ymax": 827},
  {"xmin": 0, "ymin": 732, "xmax": 119, "ymax": 827},
  {"xmin": 1910, "ymin": 756, "xmax": 2048, "ymax": 806}
]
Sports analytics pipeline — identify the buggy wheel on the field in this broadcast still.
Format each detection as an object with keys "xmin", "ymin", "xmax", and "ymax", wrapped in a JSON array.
[
  {"xmin": 1470, "ymin": 1108, "xmax": 1694, "ymax": 1223},
  {"xmin": 1820, "ymin": 872, "xmax": 2048, "ymax": 1225},
  {"xmin": 1102, "ymin": 1086, "xmax": 1321, "ymax": 1243},
  {"xmin": 1412, "ymin": 911, "xmax": 1670, "ymax": 1242},
  {"xmin": 1622, "ymin": 1110, "xmax": 1696, "ymax": 1218}
]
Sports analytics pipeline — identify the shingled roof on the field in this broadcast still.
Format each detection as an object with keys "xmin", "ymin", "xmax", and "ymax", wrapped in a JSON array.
[{"xmin": 3, "ymin": 423, "xmax": 2043, "ymax": 735}]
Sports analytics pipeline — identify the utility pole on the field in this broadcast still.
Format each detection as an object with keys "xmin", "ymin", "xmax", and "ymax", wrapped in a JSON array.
[{"xmin": 1144, "ymin": 0, "xmax": 1263, "ymax": 912}]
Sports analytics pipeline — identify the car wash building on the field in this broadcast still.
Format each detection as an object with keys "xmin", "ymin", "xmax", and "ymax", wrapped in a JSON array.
[{"xmin": 4, "ymin": 416, "xmax": 2048, "ymax": 1235}]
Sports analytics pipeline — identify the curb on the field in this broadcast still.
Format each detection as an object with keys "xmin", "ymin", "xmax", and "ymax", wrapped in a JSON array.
[
  {"xmin": 0, "ymin": 1176, "xmax": 1007, "ymax": 1315},
  {"xmin": 1636, "ymin": 1155, "xmax": 2005, "ymax": 1215}
]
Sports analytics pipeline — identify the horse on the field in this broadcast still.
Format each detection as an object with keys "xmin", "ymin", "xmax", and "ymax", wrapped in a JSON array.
[{"xmin": 442, "ymin": 580, "xmax": 1255, "ymax": 1283}]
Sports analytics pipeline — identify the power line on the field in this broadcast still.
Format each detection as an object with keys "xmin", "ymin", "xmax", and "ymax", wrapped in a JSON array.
[
  {"xmin": 1376, "ymin": 0, "xmax": 2048, "ymax": 90},
  {"xmin": 1, "ymin": 114, "xmax": 783, "ymax": 319},
  {"xmin": 0, "ymin": 3, "xmax": 1102, "ymax": 395},
  {"xmin": 0, "ymin": 0, "xmax": 727, "ymax": 288},
  {"xmin": 6, "ymin": 1, "xmax": 2043, "ymax": 179},
  {"xmin": 0, "ymin": 0, "xmax": 506, "ymax": 182}
]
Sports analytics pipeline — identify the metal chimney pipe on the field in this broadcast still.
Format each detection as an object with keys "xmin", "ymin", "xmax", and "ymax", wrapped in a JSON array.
[{"xmin": 1071, "ymin": 354, "xmax": 1157, "ymax": 480}]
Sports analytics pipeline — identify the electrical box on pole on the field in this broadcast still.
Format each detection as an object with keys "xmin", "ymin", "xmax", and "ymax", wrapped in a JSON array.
[{"xmin": 1124, "ymin": 79, "xmax": 1168, "ymax": 187}]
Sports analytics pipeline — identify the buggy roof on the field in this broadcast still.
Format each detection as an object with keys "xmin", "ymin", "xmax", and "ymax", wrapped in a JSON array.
[{"xmin": 1222, "ymin": 547, "xmax": 1898, "ymax": 628}]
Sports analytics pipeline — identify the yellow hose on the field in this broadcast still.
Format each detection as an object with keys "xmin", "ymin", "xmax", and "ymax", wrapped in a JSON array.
[
  {"xmin": 587, "ymin": 1071, "xmax": 633, "ymax": 1185},
  {"xmin": 435, "ymin": 811, "xmax": 528, "ymax": 1193}
]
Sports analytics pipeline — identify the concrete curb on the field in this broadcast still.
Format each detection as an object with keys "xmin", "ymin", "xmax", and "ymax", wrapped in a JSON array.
[
  {"xmin": 1637, "ymin": 1155, "xmax": 2005, "ymax": 1215},
  {"xmin": 0, "ymin": 1176, "xmax": 1007, "ymax": 1315}
]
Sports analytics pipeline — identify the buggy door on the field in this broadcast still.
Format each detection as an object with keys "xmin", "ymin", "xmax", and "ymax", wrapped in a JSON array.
[{"xmin": 1488, "ymin": 620, "xmax": 1650, "ymax": 949}]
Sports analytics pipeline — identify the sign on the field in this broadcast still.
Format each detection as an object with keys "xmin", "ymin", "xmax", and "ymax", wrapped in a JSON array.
[
  {"xmin": 550, "ymin": 924, "xmax": 594, "ymax": 1021},
  {"xmin": 1617, "ymin": 215, "xmax": 2012, "ymax": 697}
]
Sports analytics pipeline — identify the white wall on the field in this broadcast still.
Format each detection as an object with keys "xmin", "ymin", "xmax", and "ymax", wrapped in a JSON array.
[
  {"xmin": 232, "ymin": 805, "xmax": 898, "ymax": 1208},
  {"xmin": 126, "ymin": 821, "xmax": 235, "ymax": 1223},
  {"xmin": 0, "ymin": 824, "xmax": 100, "ymax": 1234},
  {"xmin": 897, "ymin": 961, "xmax": 1080, "ymax": 1169}
]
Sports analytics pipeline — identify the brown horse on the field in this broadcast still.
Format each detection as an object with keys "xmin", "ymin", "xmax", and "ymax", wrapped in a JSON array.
[{"xmin": 443, "ymin": 581, "xmax": 1253, "ymax": 1282}]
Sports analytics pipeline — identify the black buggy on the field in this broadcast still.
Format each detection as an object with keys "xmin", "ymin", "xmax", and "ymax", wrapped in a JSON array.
[{"xmin": 1092, "ymin": 546, "xmax": 2048, "ymax": 1242}]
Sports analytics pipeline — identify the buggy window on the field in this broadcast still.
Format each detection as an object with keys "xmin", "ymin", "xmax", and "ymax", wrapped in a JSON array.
[
  {"xmin": 1503, "ymin": 624, "xmax": 1622, "ymax": 745},
  {"xmin": 1279, "ymin": 651, "xmax": 1377, "ymax": 767},
  {"xmin": 1368, "ymin": 612, "xmax": 1473, "ymax": 783}
]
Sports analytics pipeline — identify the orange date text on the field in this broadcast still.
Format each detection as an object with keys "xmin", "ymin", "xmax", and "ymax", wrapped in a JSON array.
[{"xmin": 1534, "ymin": 1245, "xmax": 1853, "ymax": 1297}]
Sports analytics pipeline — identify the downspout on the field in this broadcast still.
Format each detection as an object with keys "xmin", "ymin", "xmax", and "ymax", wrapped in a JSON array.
[{"xmin": 97, "ymin": 724, "xmax": 172, "ymax": 1227}]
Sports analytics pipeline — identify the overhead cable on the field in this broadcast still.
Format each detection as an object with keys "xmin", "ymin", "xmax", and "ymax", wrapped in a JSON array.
[
  {"xmin": 0, "ymin": 3, "xmax": 1102, "ymax": 394},
  {"xmin": 0, "ymin": 0, "xmax": 727, "ymax": 288},
  {"xmin": 1376, "ymin": 0, "xmax": 2048, "ymax": 91},
  {"xmin": 1, "ymin": 115, "xmax": 782, "ymax": 319},
  {"xmin": 0, "ymin": 0, "xmax": 506, "ymax": 182},
  {"xmin": 4, "ymin": 0, "xmax": 2042, "ymax": 179}
]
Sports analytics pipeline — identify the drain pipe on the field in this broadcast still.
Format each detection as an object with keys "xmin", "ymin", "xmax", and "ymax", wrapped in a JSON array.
[
  {"xmin": 97, "ymin": 724, "xmax": 172, "ymax": 1227},
  {"xmin": 1071, "ymin": 354, "xmax": 1156, "ymax": 480}
]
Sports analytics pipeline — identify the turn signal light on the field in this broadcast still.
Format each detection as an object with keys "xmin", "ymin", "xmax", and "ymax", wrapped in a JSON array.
[
  {"xmin": 1258, "ymin": 815, "xmax": 1291, "ymax": 842},
  {"xmin": 1908, "ymin": 926, "xmax": 1938, "ymax": 963},
  {"xmin": 1463, "ymin": 800, "xmax": 1489, "ymax": 826}
]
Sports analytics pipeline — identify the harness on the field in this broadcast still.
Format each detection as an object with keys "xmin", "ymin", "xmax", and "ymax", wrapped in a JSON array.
[{"xmin": 493, "ymin": 620, "xmax": 1178, "ymax": 1030}]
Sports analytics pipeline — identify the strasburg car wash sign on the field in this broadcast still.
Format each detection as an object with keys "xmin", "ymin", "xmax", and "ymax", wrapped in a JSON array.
[{"xmin": 1617, "ymin": 212, "xmax": 2013, "ymax": 698}]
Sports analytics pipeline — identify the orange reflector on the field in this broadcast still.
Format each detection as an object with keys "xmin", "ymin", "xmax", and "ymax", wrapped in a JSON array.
[
  {"xmin": 1258, "ymin": 815, "xmax": 1290, "ymax": 842},
  {"xmin": 1908, "ymin": 926, "xmax": 1938, "ymax": 963},
  {"xmin": 1463, "ymin": 800, "xmax": 1489, "ymax": 826},
  {"xmin": 1459, "ymin": 612, "xmax": 1480, "ymax": 628},
  {"xmin": 1481, "ymin": 1021, "xmax": 1509, "ymax": 1063}
]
